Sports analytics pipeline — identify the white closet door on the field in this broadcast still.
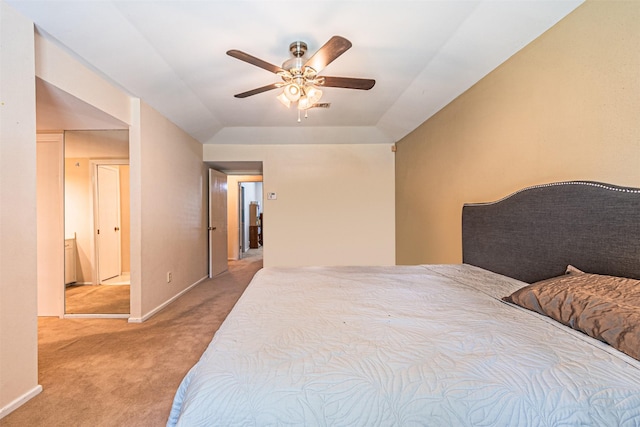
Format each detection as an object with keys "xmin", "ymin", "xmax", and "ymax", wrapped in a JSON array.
[{"xmin": 97, "ymin": 165, "xmax": 121, "ymax": 282}]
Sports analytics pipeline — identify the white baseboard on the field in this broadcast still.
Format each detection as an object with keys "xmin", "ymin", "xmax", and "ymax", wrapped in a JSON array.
[
  {"xmin": 64, "ymin": 313, "xmax": 129, "ymax": 319},
  {"xmin": 0, "ymin": 385, "xmax": 43, "ymax": 420},
  {"xmin": 128, "ymin": 275, "xmax": 209, "ymax": 323}
]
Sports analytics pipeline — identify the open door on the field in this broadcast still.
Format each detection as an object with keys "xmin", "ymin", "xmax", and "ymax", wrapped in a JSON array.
[{"xmin": 209, "ymin": 168, "xmax": 228, "ymax": 277}]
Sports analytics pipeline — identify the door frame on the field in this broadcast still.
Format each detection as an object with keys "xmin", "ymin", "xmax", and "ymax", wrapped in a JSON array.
[
  {"xmin": 238, "ymin": 180, "xmax": 263, "ymax": 257},
  {"xmin": 239, "ymin": 183, "xmax": 245, "ymax": 259},
  {"xmin": 90, "ymin": 159, "xmax": 129, "ymax": 285},
  {"xmin": 227, "ymin": 176, "xmax": 264, "ymax": 261}
]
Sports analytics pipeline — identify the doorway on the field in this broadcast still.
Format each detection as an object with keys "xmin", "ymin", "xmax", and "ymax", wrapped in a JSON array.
[
  {"xmin": 94, "ymin": 162, "xmax": 125, "ymax": 283},
  {"xmin": 64, "ymin": 130, "xmax": 130, "ymax": 316},
  {"xmin": 239, "ymin": 181, "xmax": 263, "ymax": 259},
  {"xmin": 202, "ymin": 162, "xmax": 263, "ymax": 263}
]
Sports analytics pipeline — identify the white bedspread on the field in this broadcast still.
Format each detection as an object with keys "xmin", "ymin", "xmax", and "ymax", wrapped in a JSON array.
[{"xmin": 168, "ymin": 264, "xmax": 640, "ymax": 426}]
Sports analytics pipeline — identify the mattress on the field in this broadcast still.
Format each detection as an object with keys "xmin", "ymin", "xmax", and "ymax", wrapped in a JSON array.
[{"xmin": 168, "ymin": 264, "xmax": 640, "ymax": 426}]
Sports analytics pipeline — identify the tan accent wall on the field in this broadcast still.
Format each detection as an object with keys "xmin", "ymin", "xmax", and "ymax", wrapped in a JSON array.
[{"xmin": 395, "ymin": 0, "xmax": 640, "ymax": 265}]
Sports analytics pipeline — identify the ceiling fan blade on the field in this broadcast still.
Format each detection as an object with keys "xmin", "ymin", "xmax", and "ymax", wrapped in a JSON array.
[
  {"xmin": 304, "ymin": 36, "xmax": 352, "ymax": 73},
  {"xmin": 234, "ymin": 83, "xmax": 280, "ymax": 98},
  {"xmin": 321, "ymin": 76, "xmax": 376, "ymax": 90},
  {"xmin": 227, "ymin": 50, "xmax": 284, "ymax": 74}
]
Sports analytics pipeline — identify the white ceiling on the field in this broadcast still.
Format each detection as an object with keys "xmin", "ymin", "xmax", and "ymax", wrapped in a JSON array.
[{"xmin": 8, "ymin": 0, "xmax": 583, "ymax": 145}]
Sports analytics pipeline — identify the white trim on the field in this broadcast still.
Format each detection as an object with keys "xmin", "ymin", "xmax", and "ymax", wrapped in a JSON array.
[
  {"xmin": 64, "ymin": 313, "xmax": 129, "ymax": 319},
  {"xmin": 0, "ymin": 385, "xmax": 43, "ymax": 420},
  {"xmin": 127, "ymin": 275, "xmax": 209, "ymax": 323}
]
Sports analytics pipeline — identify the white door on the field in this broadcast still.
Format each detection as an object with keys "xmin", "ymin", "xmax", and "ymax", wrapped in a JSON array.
[
  {"xmin": 97, "ymin": 165, "xmax": 121, "ymax": 282},
  {"xmin": 209, "ymin": 168, "xmax": 228, "ymax": 277}
]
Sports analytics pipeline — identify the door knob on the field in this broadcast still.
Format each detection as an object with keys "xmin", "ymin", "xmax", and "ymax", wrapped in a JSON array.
[
  {"xmin": 208, "ymin": 227, "xmax": 216, "ymax": 231},
  {"xmin": 114, "ymin": 227, "xmax": 120, "ymax": 231}
]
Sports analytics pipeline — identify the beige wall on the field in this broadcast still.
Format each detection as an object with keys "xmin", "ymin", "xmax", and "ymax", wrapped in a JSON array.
[
  {"xmin": 137, "ymin": 101, "xmax": 208, "ymax": 318},
  {"xmin": 204, "ymin": 144, "xmax": 396, "ymax": 267},
  {"xmin": 64, "ymin": 130, "xmax": 129, "ymax": 158},
  {"xmin": 64, "ymin": 158, "xmax": 93, "ymax": 282},
  {"xmin": 395, "ymin": 0, "xmax": 640, "ymax": 265},
  {"xmin": 0, "ymin": 2, "xmax": 41, "ymax": 417},
  {"xmin": 1, "ymin": 5, "xmax": 210, "ymax": 415}
]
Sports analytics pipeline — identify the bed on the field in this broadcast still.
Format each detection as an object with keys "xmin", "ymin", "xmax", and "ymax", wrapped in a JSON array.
[{"xmin": 168, "ymin": 181, "xmax": 640, "ymax": 426}]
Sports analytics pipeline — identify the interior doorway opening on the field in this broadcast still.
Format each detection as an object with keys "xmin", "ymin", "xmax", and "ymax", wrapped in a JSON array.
[
  {"xmin": 64, "ymin": 130, "xmax": 130, "ymax": 316},
  {"xmin": 204, "ymin": 161, "xmax": 263, "ymax": 263},
  {"xmin": 239, "ymin": 182, "xmax": 263, "ymax": 259}
]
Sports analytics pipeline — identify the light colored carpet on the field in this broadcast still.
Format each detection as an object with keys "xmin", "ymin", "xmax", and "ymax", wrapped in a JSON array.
[
  {"xmin": 65, "ymin": 285, "xmax": 130, "ymax": 314},
  {"xmin": 1, "ymin": 256, "xmax": 263, "ymax": 427}
]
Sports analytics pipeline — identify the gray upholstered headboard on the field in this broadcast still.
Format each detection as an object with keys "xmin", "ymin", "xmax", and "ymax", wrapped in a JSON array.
[{"xmin": 462, "ymin": 181, "xmax": 640, "ymax": 283}]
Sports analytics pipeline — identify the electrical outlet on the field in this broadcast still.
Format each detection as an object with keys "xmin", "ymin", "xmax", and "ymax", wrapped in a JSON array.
[{"xmin": 167, "ymin": 272, "xmax": 172, "ymax": 283}]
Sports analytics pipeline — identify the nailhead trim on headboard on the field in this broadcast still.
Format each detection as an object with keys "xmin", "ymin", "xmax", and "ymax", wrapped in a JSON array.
[{"xmin": 465, "ymin": 181, "xmax": 640, "ymax": 208}]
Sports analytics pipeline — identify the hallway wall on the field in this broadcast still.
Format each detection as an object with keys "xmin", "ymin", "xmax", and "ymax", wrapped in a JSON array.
[{"xmin": 0, "ymin": 2, "xmax": 40, "ymax": 416}]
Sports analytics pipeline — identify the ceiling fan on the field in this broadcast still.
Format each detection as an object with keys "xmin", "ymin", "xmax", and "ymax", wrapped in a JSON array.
[{"xmin": 227, "ymin": 36, "xmax": 375, "ymax": 118}]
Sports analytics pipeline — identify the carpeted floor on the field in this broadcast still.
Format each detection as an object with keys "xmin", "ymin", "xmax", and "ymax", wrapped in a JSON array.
[
  {"xmin": 1, "ymin": 253, "xmax": 263, "ymax": 427},
  {"xmin": 65, "ymin": 284, "xmax": 130, "ymax": 314}
]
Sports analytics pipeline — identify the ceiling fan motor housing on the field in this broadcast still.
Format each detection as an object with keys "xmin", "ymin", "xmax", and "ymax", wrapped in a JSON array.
[
  {"xmin": 283, "ymin": 41, "xmax": 309, "ymax": 75},
  {"xmin": 289, "ymin": 41, "xmax": 307, "ymax": 58}
]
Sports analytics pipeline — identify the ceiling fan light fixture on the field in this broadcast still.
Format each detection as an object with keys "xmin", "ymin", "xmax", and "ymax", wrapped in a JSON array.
[
  {"xmin": 305, "ymin": 86, "xmax": 323, "ymax": 105},
  {"xmin": 228, "ymin": 36, "xmax": 375, "ymax": 120},
  {"xmin": 276, "ymin": 92, "xmax": 291, "ymax": 108},
  {"xmin": 284, "ymin": 83, "xmax": 301, "ymax": 102},
  {"xmin": 297, "ymin": 96, "xmax": 311, "ymax": 110},
  {"xmin": 297, "ymin": 86, "xmax": 323, "ymax": 110}
]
